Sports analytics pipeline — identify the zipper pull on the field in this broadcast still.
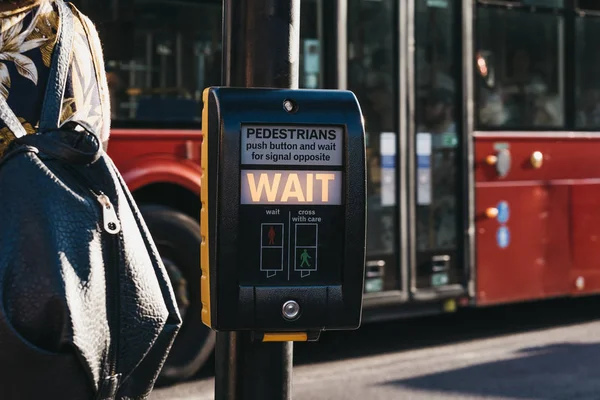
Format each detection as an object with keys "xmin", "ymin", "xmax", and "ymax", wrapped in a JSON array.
[{"xmin": 97, "ymin": 194, "xmax": 121, "ymax": 235}]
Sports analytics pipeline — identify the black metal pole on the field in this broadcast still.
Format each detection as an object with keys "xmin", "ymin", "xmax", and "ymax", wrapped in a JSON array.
[
  {"xmin": 222, "ymin": 0, "xmax": 300, "ymax": 89},
  {"xmin": 214, "ymin": 1, "xmax": 300, "ymax": 399},
  {"xmin": 215, "ymin": 332, "xmax": 241, "ymax": 399}
]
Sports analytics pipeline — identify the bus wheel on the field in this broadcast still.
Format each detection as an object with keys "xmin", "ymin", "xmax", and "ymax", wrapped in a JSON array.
[{"xmin": 140, "ymin": 205, "xmax": 216, "ymax": 384}]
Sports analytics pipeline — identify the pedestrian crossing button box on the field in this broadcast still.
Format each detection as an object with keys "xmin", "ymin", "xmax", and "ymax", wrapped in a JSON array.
[{"xmin": 200, "ymin": 87, "xmax": 366, "ymax": 338}]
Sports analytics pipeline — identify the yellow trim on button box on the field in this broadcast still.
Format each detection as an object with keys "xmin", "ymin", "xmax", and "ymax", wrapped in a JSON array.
[
  {"xmin": 262, "ymin": 333, "xmax": 308, "ymax": 342},
  {"xmin": 200, "ymin": 88, "xmax": 212, "ymax": 327}
]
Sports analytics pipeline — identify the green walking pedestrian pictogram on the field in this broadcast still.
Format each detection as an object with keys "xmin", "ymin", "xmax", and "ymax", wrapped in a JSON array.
[
  {"xmin": 294, "ymin": 224, "xmax": 318, "ymax": 278},
  {"xmin": 300, "ymin": 249, "xmax": 312, "ymax": 268}
]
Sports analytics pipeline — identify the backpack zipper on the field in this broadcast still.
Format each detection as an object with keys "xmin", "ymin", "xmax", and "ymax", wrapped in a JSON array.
[
  {"xmin": 62, "ymin": 164, "xmax": 122, "ymax": 398},
  {"xmin": 93, "ymin": 190, "xmax": 122, "ymax": 398},
  {"xmin": 97, "ymin": 194, "xmax": 121, "ymax": 235},
  {"xmin": 95, "ymin": 191, "xmax": 123, "ymax": 399}
]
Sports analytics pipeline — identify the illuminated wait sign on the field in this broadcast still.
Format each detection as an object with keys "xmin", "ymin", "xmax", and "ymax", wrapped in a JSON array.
[{"xmin": 240, "ymin": 170, "xmax": 342, "ymax": 205}]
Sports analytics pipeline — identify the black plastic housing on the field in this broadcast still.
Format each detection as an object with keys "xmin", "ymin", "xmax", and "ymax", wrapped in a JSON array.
[{"xmin": 202, "ymin": 87, "xmax": 366, "ymax": 333}]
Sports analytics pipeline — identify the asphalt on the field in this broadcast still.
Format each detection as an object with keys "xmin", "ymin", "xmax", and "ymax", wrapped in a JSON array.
[{"xmin": 150, "ymin": 297, "xmax": 600, "ymax": 400}]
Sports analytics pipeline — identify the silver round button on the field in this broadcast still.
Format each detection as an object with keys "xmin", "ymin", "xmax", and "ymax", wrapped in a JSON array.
[{"xmin": 282, "ymin": 300, "xmax": 300, "ymax": 320}]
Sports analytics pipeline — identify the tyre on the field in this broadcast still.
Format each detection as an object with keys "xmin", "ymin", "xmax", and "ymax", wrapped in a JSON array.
[{"xmin": 139, "ymin": 205, "xmax": 216, "ymax": 384}]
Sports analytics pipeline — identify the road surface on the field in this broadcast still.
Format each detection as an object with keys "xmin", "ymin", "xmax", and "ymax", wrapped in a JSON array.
[{"xmin": 151, "ymin": 298, "xmax": 600, "ymax": 399}]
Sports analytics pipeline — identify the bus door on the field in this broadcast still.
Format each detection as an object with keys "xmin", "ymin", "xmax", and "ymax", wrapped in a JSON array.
[
  {"xmin": 347, "ymin": 0, "xmax": 406, "ymax": 306},
  {"xmin": 411, "ymin": 0, "xmax": 469, "ymax": 300}
]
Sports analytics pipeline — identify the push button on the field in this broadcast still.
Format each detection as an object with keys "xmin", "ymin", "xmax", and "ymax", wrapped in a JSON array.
[{"xmin": 282, "ymin": 300, "xmax": 300, "ymax": 320}]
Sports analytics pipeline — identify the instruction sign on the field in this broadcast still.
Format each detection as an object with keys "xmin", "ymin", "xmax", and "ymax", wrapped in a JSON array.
[
  {"xmin": 241, "ymin": 125, "xmax": 343, "ymax": 166},
  {"xmin": 239, "ymin": 124, "xmax": 345, "ymax": 286}
]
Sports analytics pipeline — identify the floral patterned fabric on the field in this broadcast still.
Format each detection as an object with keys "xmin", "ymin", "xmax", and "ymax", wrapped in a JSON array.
[{"xmin": 0, "ymin": 0, "xmax": 110, "ymax": 156}]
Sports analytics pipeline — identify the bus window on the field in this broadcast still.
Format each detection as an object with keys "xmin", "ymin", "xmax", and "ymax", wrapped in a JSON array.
[
  {"xmin": 70, "ymin": 0, "xmax": 222, "ymax": 123},
  {"xmin": 73, "ymin": 0, "xmax": 324, "ymax": 124},
  {"xmin": 348, "ymin": 0, "xmax": 399, "ymax": 292},
  {"xmin": 575, "ymin": 10, "xmax": 600, "ymax": 128},
  {"xmin": 578, "ymin": 0, "xmax": 600, "ymax": 10},
  {"xmin": 415, "ymin": 0, "xmax": 461, "ymax": 289},
  {"xmin": 523, "ymin": 0, "xmax": 564, "ymax": 6},
  {"xmin": 475, "ymin": 3, "xmax": 564, "ymax": 129}
]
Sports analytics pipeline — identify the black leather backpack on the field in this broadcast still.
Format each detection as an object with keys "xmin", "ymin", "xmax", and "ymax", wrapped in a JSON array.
[{"xmin": 0, "ymin": 1, "xmax": 181, "ymax": 398}]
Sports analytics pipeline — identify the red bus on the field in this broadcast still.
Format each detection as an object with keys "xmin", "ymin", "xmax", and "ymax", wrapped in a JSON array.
[{"xmin": 71, "ymin": 0, "xmax": 600, "ymax": 383}]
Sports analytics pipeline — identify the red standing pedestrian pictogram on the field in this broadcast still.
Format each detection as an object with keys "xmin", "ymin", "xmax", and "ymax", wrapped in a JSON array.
[{"xmin": 268, "ymin": 226, "xmax": 276, "ymax": 245}]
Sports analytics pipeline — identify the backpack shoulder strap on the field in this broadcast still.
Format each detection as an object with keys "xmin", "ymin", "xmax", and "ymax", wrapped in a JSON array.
[
  {"xmin": 39, "ymin": 0, "xmax": 76, "ymax": 130},
  {"xmin": 0, "ymin": 0, "xmax": 75, "ymax": 138}
]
